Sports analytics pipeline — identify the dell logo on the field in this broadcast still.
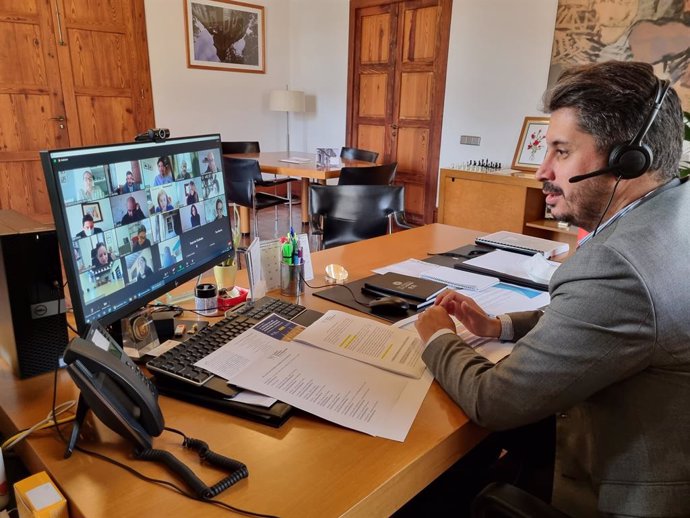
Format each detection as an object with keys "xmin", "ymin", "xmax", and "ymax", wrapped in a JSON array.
[{"xmin": 33, "ymin": 304, "xmax": 48, "ymax": 317}]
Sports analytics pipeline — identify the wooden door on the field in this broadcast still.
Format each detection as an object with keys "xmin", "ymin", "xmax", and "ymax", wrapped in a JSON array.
[
  {"xmin": 0, "ymin": 0, "xmax": 154, "ymax": 219},
  {"xmin": 0, "ymin": 0, "xmax": 68, "ymax": 216},
  {"xmin": 347, "ymin": 0, "xmax": 452, "ymax": 225}
]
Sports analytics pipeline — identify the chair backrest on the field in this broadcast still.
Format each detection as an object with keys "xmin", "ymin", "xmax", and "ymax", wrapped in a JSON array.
[
  {"xmin": 340, "ymin": 146, "xmax": 379, "ymax": 163},
  {"xmin": 309, "ymin": 185, "xmax": 405, "ymax": 248},
  {"xmin": 222, "ymin": 157, "xmax": 263, "ymax": 208},
  {"xmin": 221, "ymin": 141, "xmax": 261, "ymax": 154},
  {"xmin": 337, "ymin": 162, "xmax": 397, "ymax": 186}
]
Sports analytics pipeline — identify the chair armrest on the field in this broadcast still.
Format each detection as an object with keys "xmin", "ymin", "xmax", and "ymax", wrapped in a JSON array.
[
  {"xmin": 254, "ymin": 177, "xmax": 297, "ymax": 188},
  {"xmin": 471, "ymin": 483, "xmax": 569, "ymax": 518}
]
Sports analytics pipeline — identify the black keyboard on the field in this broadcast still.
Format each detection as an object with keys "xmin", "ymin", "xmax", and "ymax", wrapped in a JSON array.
[
  {"xmin": 147, "ymin": 313, "xmax": 255, "ymax": 386},
  {"xmin": 229, "ymin": 296, "xmax": 306, "ymax": 321},
  {"xmin": 147, "ymin": 297, "xmax": 310, "ymax": 389}
]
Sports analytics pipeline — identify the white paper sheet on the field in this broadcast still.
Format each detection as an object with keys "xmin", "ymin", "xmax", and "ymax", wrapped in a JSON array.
[
  {"xmin": 464, "ymin": 249, "xmax": 560, "ymax": 284},
  {"xmin": 372, "ymin": 258, "xmax": 436, "ymax": 277},
  {"xmin": 196, "ymin": 327, "xmax": 431, "ymax": 441},
  {"xmin": 295, "ymin": 310, "xmax": 426, "ymax": 378},
  {"xmin": 394, "ymin": 314, "xmax": 514, "ymax": 364}
]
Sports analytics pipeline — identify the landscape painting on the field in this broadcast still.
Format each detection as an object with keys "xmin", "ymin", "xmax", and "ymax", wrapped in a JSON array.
[{"xmin": 185, "ymin": 0, "xmax": 265, "ymax": 73}]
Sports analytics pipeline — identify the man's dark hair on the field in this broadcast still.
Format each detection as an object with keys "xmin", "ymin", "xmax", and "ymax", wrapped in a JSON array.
[
  {"xmin": 543, "ymin": 61, "xmax": 683, "ymax": 181},
  {"xmin": 82, "ymin": 214, "xmax": 94, "ymax": 224},
  {"xmin": 137, "ymin": 225, "xmax": 146, "ymax": 234}
]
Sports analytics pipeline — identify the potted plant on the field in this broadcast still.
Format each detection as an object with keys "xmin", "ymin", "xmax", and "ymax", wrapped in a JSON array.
[{"xmin": 213, "ymin": 203, "xmax": 241, "ymax": 291}]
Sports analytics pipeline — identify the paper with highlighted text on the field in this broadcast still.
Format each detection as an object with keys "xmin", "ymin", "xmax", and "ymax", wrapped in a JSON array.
[{"xmin": 293, "ymin": 310, "xmax": 426, "ymax": 379}]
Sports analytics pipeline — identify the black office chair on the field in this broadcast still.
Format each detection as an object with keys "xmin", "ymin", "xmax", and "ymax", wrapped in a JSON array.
[
  {"xmin": 309, "ymin": 184, "xmax": 412, "ymax": 249},
  {"xmin": 340, "ymin": 146, "xmax": 379, "ymax": 163},
  {"xmin": 223, "ymin": 157, "xmax": 294, "ymax": 238},
  {"xmin": 337, "ymin": 162, "xmax": 397, "ymax": 186},
  {"xmin": 471, "ymin": 483, "xmax": 569, "ymax": 518},
  {"xmin": 221, "ymin": 141, "xmax": 260, "ymax": 154}
]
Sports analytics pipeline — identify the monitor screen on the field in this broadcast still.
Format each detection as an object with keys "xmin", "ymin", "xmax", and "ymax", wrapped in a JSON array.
[{"xmin": 41, "ymin": 134, "xmax": 233, "ymax": 333}]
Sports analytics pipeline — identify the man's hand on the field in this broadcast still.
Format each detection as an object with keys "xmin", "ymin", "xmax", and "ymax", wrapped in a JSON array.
[
  {"xmin": 435, "ymin": 290, "xmax": 501, "ymax": 338},
  {"xmin": 415, "ymin": 305, "xmax": 455, "ymax": 343}
]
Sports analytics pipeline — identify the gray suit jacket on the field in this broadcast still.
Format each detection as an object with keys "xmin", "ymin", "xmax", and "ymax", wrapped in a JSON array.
[{"xmin": 422, "ymin": 179, "xmax": 690, "ymax": 517}]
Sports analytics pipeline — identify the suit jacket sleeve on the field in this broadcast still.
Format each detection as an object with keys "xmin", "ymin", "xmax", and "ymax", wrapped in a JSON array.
[{"xmin": 421, "ymin": 242, "xmax": 656, "ymax": 430}]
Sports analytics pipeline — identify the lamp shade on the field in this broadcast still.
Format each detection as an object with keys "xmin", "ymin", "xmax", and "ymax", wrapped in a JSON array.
[{"xmin": 269, "ymin": 89, "xmax": 305, "ymax": 112}]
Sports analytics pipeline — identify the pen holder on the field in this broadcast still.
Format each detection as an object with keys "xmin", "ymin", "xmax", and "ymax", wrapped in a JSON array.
[{"xmin": 280, "ymin": 262, "xmax": 305, "ymax": 297}]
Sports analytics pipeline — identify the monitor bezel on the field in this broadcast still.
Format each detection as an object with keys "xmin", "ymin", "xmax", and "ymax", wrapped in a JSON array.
[{"xmin": 41, "ymin": 134, "xmax": 234, "ymax": 335}]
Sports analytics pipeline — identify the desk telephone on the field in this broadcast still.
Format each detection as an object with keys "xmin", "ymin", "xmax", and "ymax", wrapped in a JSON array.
[
  {"xmin": 63, "ymin": 322, "xmax": 248, "ymax": 498},
  {"xmin": 63, "ymin": 321, "xmax": 165, "ymax": 453}
]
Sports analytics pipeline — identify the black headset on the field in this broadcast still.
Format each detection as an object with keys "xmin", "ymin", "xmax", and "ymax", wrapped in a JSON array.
[{"xmin": 569, "ymin": 78, "xmax": 671, "ymax": 183}]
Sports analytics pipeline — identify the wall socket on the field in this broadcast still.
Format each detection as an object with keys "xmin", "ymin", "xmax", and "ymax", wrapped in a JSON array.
[{"xmin": 460, "ymin": 135, "xmax": 481, "ymax": 146}]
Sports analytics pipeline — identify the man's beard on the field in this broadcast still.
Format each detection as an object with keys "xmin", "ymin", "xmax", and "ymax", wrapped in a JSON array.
[{"xmin": 543, "ymin": 178, "xmax": 611, "ymax": 231}]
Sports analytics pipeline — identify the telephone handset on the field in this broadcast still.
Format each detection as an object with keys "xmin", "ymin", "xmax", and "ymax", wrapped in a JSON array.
[
  {"xmin": 63, "ymin": 321, "xmax": 165, "ymax": 456},
  {"xmin": 63, "ymin": 322, "xmax": 250, "ymax": 498}
]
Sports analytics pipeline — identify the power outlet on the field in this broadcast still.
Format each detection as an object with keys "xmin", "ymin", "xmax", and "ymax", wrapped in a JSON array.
[{"xmin": 460, "ymin": 135, "xmax": 481, "ymax": 146}]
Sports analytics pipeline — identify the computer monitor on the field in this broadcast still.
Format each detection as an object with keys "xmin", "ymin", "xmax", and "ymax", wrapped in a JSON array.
[{"xmin": 41, "ymin": 134, "xmax": 234, "ymax": 334}]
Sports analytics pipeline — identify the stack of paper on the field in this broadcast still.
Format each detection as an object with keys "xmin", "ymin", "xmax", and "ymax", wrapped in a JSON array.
[{"xmin": 420, "ymin": 265, "xmax": 499, "ymax": 291}]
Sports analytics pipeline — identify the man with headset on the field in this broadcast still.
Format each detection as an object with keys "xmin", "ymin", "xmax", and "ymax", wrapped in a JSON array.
[{"xmin": 416, "ymin": 61, "xmax": 689, "ymax": 516}]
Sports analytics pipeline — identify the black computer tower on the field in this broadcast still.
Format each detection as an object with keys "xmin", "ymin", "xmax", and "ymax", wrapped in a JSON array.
[{"xmin": 0, "ymin": 211, "xmax": 68, "ymax": 378}]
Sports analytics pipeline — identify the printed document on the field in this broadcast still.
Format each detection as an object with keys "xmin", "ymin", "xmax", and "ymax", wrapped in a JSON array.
[
  {"xmin": 394, "ymin": 314, "xmax": 514, "ymax": 364},
  {"xmin": 294, "ymin": 310, "xmax": 426, "ymax": 378},
  {"xmin": 194, "ymin": 314, "xmax": 432, "ymax": 441}
]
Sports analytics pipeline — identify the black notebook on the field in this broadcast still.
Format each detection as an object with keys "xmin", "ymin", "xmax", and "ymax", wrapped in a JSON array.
[{"xmin": 363, "ymin": 272, "xmax": 446, "ymax": 302}]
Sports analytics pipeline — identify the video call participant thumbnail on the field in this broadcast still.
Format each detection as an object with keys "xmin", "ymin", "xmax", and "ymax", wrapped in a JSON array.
[
  {"xmin": 75, "ymin": 214, "xmax": 103, "ymax": 239},
  {"xmin": 120, "ymin": 195, "xmax": 146, "ymax": 225},
  {"xmin": 154, "ymin": 156, "xmax": 175, "ymax": 186}
]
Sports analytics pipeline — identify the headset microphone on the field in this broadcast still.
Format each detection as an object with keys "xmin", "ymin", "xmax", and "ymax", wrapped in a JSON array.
[{"xmin": 569, "ymin": 164, "xmax": 622, "ymax": 183}]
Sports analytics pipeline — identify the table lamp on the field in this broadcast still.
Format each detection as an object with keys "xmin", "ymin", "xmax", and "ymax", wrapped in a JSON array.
[{"xmin": 269, "ymin": 88, "xmax": 305, "ymax": 153}]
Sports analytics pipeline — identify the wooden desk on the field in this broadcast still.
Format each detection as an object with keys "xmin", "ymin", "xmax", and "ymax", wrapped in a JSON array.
[
  {"xmin": 0, "ymin": 224, "xmax": 488, "ymax": 518},
  {"xmin": 225, "ymin": 151, "xmax": 372, "ymax": 233}
]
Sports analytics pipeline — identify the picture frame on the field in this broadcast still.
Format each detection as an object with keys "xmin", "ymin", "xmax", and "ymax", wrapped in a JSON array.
[
  {"xmin": 185, "ymin": 0, "xmax": 265, "ymax": 74},
  {"xmin": 511, "ymin": 117, "xmax": 550, "ymax": 172},
  {"xmin": 82, "ymin": 202, "xmax": 103, "ymax": 223}
]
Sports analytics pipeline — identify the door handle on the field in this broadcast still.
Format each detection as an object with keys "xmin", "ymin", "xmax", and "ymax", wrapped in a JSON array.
[{"xmin": 50, "ymin": 116, "xmax": 66, "ymax": 122}]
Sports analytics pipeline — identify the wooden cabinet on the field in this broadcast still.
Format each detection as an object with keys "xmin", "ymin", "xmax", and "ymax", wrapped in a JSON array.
[{"xmin": 438, "ymin": 168, "xmax": 578, "ymax": 250}]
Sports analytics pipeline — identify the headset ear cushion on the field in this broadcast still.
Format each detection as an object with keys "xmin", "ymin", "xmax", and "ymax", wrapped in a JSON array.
[{"xmin": 608, "ymin": 143, "xmax": 652, "ymax": 179}]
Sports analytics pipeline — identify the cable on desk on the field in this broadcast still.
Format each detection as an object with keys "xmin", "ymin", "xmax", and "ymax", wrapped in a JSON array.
[
  {"xmin": 72, "ymin": 442, "xmax": 279, "ymax": 518},
  {"xmin": 299, "ymin": 273, "xmax": 372, "ymax": 308},
  {"xmin": 1, "ymin": 402, "xmax": 76, "ymax": 450}
]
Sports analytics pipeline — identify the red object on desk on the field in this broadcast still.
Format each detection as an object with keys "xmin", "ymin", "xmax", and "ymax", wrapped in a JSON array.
[{"xmin": 217, "ymin": 287, "xmax": 249, "ymax": 311}]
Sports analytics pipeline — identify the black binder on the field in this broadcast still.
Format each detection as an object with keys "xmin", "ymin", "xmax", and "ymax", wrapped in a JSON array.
[{"xmin": 154, "ymin": 375, "xmax": 293, "ymax": 427}]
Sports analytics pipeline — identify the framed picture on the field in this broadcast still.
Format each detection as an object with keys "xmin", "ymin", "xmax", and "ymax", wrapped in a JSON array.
[
  {"xmin": 185, "ymin": 0, "xmax": 265, "ymax": 74},
  {"xmin": 511, "ymin": 117, "xmax": 550, "ymax": 172},
  {"xmin": 82, "ymin": 202, "xmax": 103, "ymax": 223}
]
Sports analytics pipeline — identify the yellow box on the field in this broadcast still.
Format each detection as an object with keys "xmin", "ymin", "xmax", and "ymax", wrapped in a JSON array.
[{"xmin": 14, "ymin": 471, "xmax": 68, "ymax": 518}]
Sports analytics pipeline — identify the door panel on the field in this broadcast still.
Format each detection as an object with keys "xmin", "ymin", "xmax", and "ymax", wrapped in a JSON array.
[
  {"xmin": 75, "ymin": 96, "xmax": 135, "ymax": 146},
  {"xmin": 357, "ymin": 125, "xmax": 386, "ymax": 162},
  {"xmin": 68, "ymin": 30, "xmax": 131, "ymax": 90},
  {"xmin": 402, "ymin": 6, "xmax": 438, "ymax": 62},
  {"xmin": 360, "ymin": 13, "xmax": 391, "ymax": 63},
  {"xmin": 358, "ymin": 73, "xmax": 389, "ymax": 117},
  {"xmin": 399, "ymin": 72, "xmax": 433, "ymax": 119},
  {"xmin": 395, "ymin": 127, "xmax": 428, "ymax": 173},
  {"xmin": 348, "ymin": 0, "xmax": 452, "ymax": 224}
]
